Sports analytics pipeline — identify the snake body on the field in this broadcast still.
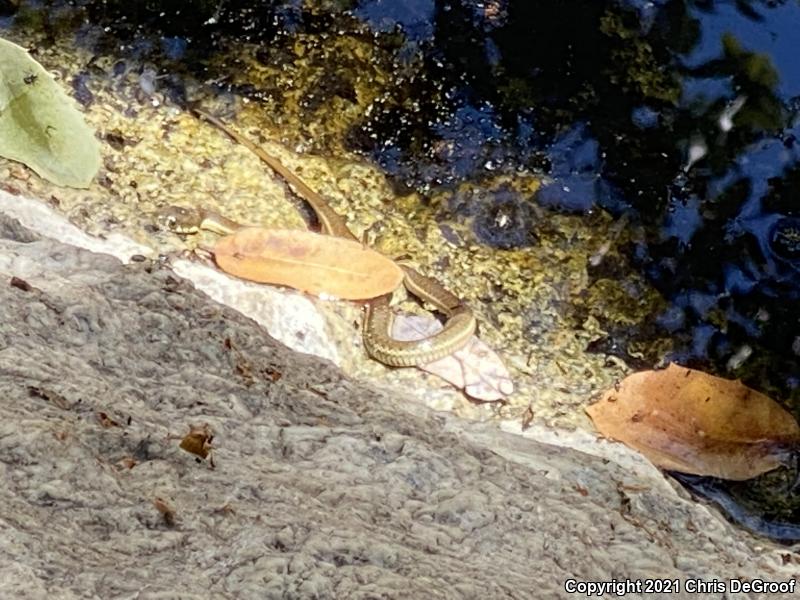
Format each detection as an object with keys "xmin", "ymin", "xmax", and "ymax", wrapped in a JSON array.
[{"xmin": 162, "ymin": 108, "xmax": 476, "ymax": 366}]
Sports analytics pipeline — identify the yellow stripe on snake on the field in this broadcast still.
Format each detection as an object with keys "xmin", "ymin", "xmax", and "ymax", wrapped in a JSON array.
[{"xmin": 159, "ymin": 108, "xmax": 476, "ymax": 367}]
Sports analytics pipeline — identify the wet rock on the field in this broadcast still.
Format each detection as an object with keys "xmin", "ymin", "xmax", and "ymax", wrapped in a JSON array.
[
  {"xmin": 449, "ymin": 185, "xmax": 538, "ymax": 249},
  {"xmin": 472, "ymin": 190, "xmax": 538, "ymax": 249}
]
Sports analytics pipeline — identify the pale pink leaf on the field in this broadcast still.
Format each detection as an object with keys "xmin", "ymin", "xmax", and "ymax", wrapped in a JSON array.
[{"xmin": 392, "ymin": 314, "xmax": 513, "ymax": 401}]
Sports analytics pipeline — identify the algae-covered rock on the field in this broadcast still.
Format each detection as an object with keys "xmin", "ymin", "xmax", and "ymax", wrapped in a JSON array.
[{"xmin": 0, "ymin": 37, "xmax": 100, "ymax": 187}]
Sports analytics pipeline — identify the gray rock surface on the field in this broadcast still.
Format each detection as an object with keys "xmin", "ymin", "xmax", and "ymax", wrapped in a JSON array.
[{"xmin": 0, "ymin": 213, "xmax": 797, "ymax": 599}]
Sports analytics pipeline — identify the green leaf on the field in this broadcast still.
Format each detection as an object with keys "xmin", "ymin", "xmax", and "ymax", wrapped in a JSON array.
[{"xmin": 0, "ymin": 37, "xmax": 100, "ymax": 188}]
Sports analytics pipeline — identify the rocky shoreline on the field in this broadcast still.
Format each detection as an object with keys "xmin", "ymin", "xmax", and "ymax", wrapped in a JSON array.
[{"xmin": 0, "ymin": 204, "xmax": 796, "ymax": 598}]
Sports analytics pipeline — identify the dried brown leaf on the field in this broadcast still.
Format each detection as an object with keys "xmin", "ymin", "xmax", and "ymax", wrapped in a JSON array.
[
  {"xmin": 521, "ymin": 405, "xmax": 535, "ymax": 431},
  {"xmin": 213, "ymin": 227, "xmax": 404, "ymax": 299},
  {"xmin": 153, "ymin": 497, "xmax": 176, "ymax": 527},
  {"xmin": 28, "ymin": 385, "xmax": 70, "ymax": 409},
  {"xmin": 586, "ymin": 364, "xmax": 800, "ymax": 480},
  {"xmin": 117, "ymin": 457, "xmax": 138, "ymax": 470},
  {"xmin": 97, "ymin": 411, "xmax": 121, "ymax": 428},
  {"xmin": 179, "ymin": 423, "xmax": 213, "ymax": 459},
  {"xmin": 10, "ymin": 276, "xmax": 32, "ymax": 292}
]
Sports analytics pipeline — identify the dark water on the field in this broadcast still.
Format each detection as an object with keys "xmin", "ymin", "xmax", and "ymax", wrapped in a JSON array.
[
  {"xmin": 354, "ymin": 1, "xmax": 800, "ymax": 398},
  {"xmin": 4, "ymin": 0, "xmax": 800, "ymax": 539}
]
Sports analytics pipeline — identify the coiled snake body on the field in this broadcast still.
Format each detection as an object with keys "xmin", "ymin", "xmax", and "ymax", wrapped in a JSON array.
[{"xmin": 160, "ymin": 109, "xmax": 476, "ymax": 367}]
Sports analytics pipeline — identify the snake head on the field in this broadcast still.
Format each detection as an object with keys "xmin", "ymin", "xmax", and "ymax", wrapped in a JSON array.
[{"xmin": 156, "ymin": 206, "xmax": 203, "ymax": 234}]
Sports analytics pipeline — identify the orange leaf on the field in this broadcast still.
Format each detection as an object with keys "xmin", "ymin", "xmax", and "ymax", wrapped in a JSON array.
[
  {"xmin": 179, "ymin": 423, "xmax": 214, "ymax": 459},
  {"xmin": 586, "ymin": 364, "xmax": 800, "ymax": 480},
  {"xmin": 213, "ymin": 228, "xmax": 403, "ymax": 300}
]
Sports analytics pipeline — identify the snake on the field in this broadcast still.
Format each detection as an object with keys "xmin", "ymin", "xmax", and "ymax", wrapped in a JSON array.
[{"xmin": 159, "ymin": 108, "xmax": 476, "ymax": 367}]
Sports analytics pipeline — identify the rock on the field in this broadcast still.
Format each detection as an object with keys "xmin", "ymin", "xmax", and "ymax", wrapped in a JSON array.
[{"xmin": 0, "ymin": 213, "xmax": 794, "ymax": 598}]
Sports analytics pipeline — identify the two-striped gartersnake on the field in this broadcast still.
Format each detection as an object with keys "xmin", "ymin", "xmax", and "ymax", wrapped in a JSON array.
[{"xmin": 159, "ymin": 108, "xmax": 476, "ymax": 367}]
